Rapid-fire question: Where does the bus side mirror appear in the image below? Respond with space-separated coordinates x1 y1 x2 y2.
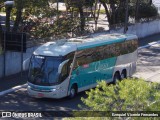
58 59 69 73
23 58 30 71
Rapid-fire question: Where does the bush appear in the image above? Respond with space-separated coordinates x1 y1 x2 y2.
130 3 158 19
81 79 160 111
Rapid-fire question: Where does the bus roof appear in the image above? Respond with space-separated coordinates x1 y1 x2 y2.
34 33 137 56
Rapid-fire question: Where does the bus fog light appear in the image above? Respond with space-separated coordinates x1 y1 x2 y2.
52 89 57 92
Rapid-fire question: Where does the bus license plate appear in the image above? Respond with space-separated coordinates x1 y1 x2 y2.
38 93 44 97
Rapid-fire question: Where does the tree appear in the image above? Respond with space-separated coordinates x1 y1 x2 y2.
65 0 85 33
130 2 158 20
12 0 51 32
99 0 111 28
65 0 95 33
99 0 158 28
99 0 128 28
81 79 160 113
90 0 101 31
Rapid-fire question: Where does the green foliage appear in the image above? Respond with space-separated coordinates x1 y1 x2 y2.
29 16 81 38
99 9 106 14
81 79 160 111
1 0 158 38
138 3 158 19
130 3 158 19
115 7 126 23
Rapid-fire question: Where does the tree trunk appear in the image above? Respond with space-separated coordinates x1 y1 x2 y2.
135 0 140 22
99 0 111 28
12 0 24 32
78 6 85 33
6 6 12 32
124 0 129 33
119 0 125 6
149 0 152 5
95 3 101 31
110 0 116 25
12 10 22 32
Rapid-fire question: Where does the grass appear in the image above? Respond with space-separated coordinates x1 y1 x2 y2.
99 9 106 14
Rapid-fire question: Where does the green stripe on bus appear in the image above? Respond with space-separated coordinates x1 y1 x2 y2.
70 57 117 88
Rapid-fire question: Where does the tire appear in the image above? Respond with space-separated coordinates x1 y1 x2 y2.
69 85 77 99
112 72 121 84
121 70 127 80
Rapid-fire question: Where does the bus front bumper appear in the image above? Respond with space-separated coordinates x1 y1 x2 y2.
27 86 67 99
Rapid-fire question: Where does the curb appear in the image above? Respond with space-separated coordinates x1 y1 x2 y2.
138 41 160 49
0 84 27 96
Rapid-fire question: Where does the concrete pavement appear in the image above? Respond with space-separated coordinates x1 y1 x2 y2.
133 41 160 83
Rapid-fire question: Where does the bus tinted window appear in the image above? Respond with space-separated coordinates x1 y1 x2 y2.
75 39 138 67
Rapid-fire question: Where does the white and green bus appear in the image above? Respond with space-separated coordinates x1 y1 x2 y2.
27 33 138 99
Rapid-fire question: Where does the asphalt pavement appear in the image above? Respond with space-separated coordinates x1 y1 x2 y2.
0 33 160 92
0 72 27 92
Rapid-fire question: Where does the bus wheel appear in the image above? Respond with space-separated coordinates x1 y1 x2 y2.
121 70 127 80
69 85 77 99
113 72 121 84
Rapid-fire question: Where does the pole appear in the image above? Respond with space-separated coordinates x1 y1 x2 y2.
6 6 12 32
21 33 24 78
3 31 6 78
124 0 129 34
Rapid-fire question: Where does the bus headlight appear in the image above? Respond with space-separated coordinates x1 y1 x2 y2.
52 88 57 92
52 87 61 92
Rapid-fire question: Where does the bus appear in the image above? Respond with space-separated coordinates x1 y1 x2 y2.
26 33 138 99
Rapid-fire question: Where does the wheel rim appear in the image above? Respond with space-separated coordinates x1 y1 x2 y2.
70 88 75 97
121 71 126 80
121 73 125 79
114 77 119 82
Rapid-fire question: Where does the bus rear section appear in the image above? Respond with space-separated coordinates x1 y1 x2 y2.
26 33 138 99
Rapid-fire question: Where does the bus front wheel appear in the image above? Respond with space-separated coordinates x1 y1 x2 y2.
69 85 77 99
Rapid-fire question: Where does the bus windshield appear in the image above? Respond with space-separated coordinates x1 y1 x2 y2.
28 55 64 86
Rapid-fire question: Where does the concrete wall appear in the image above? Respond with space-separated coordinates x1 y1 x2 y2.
109 19 160 38
0 19 160 78
0 46 38 77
